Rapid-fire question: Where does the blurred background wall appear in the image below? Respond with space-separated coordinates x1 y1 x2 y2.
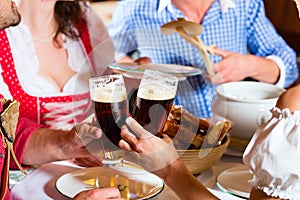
264 0 300 85
264 0 300 56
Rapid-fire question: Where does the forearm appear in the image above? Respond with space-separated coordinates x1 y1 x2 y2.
22 127 88 165
249 55 280 84
156 159 218 200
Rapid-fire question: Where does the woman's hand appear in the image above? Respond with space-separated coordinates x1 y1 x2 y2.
72 156 104 167
22 119 104 166
69 118 105 167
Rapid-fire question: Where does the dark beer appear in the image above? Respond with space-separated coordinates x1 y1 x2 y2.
94 99 128 151
89 74 128 160
132 85 175 137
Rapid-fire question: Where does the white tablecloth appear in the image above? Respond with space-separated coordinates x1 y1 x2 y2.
10 155 245 200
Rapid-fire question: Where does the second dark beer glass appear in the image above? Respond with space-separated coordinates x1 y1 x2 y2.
89 74 128 161
132 70 178 137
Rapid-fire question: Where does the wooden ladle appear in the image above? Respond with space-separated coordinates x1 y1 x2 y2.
161 18 215 75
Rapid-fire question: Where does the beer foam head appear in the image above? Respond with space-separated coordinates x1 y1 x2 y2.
93 86 126 103
90 75 127 103
137 83 175 100
138 70 178 100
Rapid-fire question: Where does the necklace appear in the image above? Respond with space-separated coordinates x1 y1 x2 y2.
32 30 56 43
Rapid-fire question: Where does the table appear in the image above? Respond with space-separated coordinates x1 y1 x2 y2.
10 153 246 200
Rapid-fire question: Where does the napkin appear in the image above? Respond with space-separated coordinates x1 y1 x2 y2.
243 108 300 199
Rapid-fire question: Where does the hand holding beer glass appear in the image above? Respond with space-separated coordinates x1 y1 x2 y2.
89 74 128 163
131 70 178 137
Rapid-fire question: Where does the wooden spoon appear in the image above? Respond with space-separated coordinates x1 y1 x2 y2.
176 18 216 55
161 18 204 36
161 18 215 75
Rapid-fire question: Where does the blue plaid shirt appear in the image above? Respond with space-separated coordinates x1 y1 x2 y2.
108 0 298 118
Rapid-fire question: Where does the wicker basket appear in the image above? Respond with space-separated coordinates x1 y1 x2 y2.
177 135 230 174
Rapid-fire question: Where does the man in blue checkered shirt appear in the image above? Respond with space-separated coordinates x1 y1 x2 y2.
108 0 298 118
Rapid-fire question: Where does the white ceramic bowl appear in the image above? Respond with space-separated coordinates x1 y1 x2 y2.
212 81 285 144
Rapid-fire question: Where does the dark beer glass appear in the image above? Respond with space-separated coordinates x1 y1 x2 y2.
132 70 178 137
89 74 128 161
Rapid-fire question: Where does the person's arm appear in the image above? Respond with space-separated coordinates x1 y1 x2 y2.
210 0 298 87
245 0 298 88
119 117 218 200
156 159 218 200
275 85 300 112
249 189 279 200
22 121 102 166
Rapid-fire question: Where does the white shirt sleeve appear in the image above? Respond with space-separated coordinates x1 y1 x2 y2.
0 65 13 99
243 108 300 199
266 55 286 88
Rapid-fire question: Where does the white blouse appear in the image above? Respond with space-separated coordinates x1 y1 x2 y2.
243 108 300 199
0 3 114 129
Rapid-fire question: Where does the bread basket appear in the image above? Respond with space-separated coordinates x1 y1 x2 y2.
177 135 230 174
163 106 231 174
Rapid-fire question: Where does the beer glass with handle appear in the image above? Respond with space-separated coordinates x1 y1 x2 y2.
131 70 178 137
89 74 128 165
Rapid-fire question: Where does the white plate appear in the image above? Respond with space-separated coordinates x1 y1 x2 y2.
109 62 202 80
216 166 253 199
209 188 246 200
56 165 164 199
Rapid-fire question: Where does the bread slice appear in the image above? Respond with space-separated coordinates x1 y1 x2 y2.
163 105 231 149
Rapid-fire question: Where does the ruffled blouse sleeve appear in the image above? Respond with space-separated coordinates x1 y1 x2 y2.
243 108 300 199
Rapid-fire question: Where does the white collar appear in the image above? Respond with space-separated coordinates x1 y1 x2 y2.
220 0 236 13
158 0 172 13
158 0 236 13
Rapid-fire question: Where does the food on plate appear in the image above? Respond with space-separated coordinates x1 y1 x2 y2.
163 105 231 149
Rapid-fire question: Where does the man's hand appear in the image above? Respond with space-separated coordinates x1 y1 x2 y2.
134 57 151 65
119 117 179 172
116 55 151 65
208 48 256 84
208 47 279 85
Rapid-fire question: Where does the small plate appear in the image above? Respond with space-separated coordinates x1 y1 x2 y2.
56 165 164 199
109 62 202 80
216 166 253 199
